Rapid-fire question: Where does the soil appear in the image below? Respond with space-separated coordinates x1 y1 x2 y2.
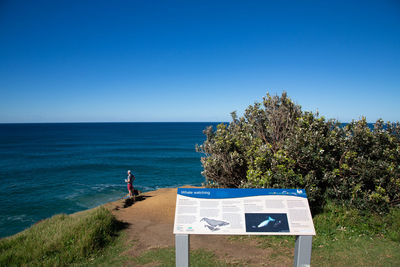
105 186 293 266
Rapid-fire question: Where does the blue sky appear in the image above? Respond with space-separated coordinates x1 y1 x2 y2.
0 0 399 123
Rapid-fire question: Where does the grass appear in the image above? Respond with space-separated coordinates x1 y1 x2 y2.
311 203 400 266
0 206 126 267
134 247 238 267
79 232 129 267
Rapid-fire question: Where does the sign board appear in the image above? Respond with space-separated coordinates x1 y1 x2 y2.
173 188 315 236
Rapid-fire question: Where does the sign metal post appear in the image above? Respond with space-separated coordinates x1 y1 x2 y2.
175 234 189 267
294 235 312 267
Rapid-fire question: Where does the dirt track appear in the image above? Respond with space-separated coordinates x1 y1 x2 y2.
106 186 292 266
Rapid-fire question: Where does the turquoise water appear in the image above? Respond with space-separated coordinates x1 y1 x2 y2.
0 122 217 238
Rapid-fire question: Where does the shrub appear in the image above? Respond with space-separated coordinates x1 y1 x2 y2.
325 118 400 212
197 92 400 213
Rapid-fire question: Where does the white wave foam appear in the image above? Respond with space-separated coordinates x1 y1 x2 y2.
3 214 33 223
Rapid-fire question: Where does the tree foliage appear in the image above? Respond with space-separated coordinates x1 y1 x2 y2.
196 92 400 212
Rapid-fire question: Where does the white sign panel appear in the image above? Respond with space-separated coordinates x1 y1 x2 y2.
173 188 316 235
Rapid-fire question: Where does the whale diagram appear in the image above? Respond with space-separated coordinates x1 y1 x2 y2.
252 216 282 229
201 217 229 232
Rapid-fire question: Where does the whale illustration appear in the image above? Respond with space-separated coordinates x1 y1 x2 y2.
257 216 275 228
201 217 229 231
200 218 229 227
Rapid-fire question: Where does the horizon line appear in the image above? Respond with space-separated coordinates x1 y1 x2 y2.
0 121 227 124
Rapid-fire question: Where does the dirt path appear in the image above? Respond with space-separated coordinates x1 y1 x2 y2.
105 187 292 266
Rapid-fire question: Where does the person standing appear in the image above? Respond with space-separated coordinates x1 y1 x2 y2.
125 170 136 201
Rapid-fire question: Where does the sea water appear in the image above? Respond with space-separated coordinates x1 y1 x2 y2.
0 122 217 238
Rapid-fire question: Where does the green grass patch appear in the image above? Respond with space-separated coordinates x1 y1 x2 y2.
312 234 400 267
313 202 400 244
79 232 129 267
134 247 239 267
311 203 400 266
0 206 126 267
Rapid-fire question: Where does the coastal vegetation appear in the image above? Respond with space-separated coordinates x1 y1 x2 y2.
0 207 125 267
197 92 400 213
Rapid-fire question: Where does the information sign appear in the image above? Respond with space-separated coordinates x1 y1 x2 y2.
173 188 315 236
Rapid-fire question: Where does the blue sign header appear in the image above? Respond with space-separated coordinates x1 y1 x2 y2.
177 188 307 199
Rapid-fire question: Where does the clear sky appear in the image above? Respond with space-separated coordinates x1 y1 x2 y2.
0 0 399 123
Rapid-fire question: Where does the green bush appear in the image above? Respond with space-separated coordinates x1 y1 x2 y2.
325 118 400 212
197 92 400 213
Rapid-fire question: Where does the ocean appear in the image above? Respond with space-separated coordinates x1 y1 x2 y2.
0 122 217 238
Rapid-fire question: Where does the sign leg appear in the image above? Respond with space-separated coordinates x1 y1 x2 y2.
293 235 312 267
175 234 190 267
